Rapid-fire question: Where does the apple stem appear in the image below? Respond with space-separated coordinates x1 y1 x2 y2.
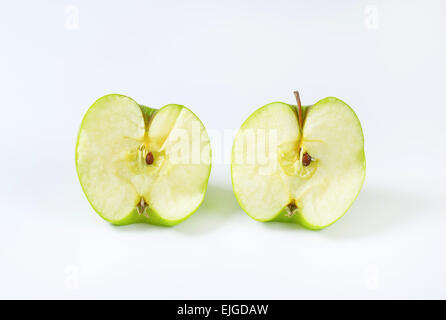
294 91 303 131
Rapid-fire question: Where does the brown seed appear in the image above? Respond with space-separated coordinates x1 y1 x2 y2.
146 152 154 165
302 152 311 166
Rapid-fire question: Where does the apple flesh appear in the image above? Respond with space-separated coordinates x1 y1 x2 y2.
231 94 365 229
76 94 211 226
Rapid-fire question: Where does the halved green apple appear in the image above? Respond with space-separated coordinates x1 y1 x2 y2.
231 92 365 229
76 94 211 226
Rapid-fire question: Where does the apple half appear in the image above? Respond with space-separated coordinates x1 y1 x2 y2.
231 92 365 229
76 94 211 226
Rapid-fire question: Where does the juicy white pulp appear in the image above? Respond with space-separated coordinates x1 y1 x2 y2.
231 98 365 228
76 95 211 224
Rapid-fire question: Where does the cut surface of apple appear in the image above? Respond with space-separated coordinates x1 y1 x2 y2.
231 94 365 229
76 94 211 226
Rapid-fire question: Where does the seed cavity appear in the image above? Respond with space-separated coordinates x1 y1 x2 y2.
146 152 154 165
302 152 312 166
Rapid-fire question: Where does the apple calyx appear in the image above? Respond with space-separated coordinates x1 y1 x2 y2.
136 198 149 217
293 91 313 167
285 200 299 217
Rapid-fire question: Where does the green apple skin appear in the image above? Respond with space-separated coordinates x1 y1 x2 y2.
75 94 212 226
231 98 366 230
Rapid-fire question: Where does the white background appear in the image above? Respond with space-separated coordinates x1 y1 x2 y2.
0 0 445 299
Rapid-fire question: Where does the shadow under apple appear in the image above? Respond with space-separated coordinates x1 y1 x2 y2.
176 184 241 235
321 185 428 239
258 185 428 239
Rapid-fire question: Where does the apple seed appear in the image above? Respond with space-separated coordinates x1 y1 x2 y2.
302 152 312 166
146 152 154 165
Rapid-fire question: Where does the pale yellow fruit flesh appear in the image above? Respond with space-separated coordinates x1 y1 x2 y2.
232 98 365 228
144 105 211 220
232 102 301 220
76 95 211 224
